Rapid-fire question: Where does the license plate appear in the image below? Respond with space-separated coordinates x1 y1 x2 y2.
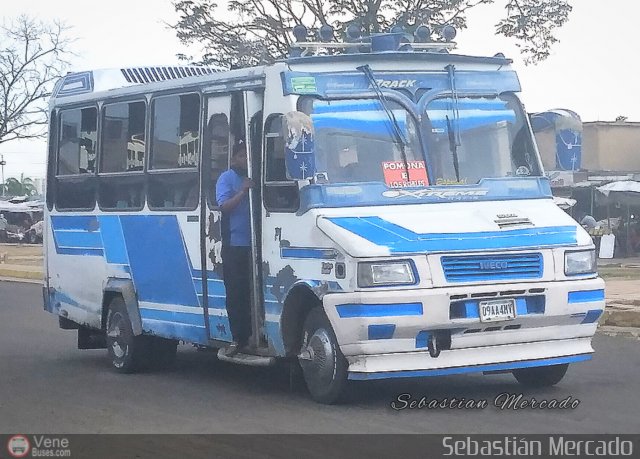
479 299 517 323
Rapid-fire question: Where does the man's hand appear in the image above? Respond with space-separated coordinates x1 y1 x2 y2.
241 178 254 193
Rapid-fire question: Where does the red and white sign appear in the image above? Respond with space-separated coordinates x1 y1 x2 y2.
382 161 429 188
7 435 30 458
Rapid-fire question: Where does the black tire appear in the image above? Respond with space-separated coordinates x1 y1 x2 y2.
106 296 149 373
298 307 348 404
512 363 569 387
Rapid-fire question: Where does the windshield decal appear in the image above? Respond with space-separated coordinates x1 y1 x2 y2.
382 161 428 188
435 178 469 185
371 79 417 89
290 76 317 93
382 188 489 199
284 111 315 180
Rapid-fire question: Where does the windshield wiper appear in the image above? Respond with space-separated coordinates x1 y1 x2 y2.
445 64 462 182
356 64 411 177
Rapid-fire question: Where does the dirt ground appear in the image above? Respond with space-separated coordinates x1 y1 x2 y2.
0 243 43 265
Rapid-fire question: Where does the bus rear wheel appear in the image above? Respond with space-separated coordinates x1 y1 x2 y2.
512 363 569 387
106 297 148 373
298 308 348 404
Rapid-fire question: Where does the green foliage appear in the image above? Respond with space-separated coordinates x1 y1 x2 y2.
172 0 571 68
496 0 572 64
1 174 37 197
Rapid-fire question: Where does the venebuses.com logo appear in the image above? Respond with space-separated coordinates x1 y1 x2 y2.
7 435 30 458
5 435 71 457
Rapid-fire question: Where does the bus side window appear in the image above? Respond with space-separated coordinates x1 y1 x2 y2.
55 107 98 211
97 100 146 211
207 113 230 207
148 93 200 210
263 114 299 212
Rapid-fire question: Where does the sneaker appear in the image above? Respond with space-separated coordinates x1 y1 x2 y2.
223 342 239 357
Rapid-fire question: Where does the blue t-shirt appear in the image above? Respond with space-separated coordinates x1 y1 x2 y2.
216 168 251 247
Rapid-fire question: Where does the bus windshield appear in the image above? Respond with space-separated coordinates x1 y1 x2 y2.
424 94 541 185
299 98 425 186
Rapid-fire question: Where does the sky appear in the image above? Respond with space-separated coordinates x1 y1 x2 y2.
1 0 638 181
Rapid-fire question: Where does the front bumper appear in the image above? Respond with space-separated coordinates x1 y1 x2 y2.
322 277 603 376
348 337 593 380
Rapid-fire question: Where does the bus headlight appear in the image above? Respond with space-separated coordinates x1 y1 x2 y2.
565 249 596 276
357 261 416 287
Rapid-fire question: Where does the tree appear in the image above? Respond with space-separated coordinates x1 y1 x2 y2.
171 0 571 68
1 174 37 197
0 15 74 146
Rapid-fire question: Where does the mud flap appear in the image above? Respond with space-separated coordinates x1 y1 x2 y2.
78 327 107 349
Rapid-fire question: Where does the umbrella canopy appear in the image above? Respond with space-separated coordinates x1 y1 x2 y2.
553 196 577 209
596 181 640 206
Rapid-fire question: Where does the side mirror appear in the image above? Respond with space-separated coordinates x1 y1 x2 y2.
284 111 315 180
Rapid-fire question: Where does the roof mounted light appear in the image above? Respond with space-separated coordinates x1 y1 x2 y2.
414 25 431 42
442 25 457 42
346 24 361 41
390 24 404 34
293 24 308 42
319 24 334 42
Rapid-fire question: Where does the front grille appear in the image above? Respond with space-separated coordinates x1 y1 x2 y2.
441 253 543 282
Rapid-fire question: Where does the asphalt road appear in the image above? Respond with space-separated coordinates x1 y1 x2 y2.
1 281 639 435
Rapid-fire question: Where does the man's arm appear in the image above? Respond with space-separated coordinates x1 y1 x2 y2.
216 172 252 213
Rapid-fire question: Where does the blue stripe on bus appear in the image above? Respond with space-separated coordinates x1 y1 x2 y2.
568 289 605 303
194 281 226 296
141 318 208 344
368 324 396 340
54 230 103 249
326 217 577 253
140 308 205 327
57 247 104 257
348 354 592 380
51 215 99 231
98 216 129 264
336 302 423 318
581 309 603 324
120 215 199 307
280 247 337 259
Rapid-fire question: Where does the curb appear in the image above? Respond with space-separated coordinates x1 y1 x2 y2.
601 308 640 328
0 269 42 281
598 325 640 340
0 276 43 285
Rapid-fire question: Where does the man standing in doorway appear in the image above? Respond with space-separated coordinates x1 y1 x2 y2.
216 140 253 356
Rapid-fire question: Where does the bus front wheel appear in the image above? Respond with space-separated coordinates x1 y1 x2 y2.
512 363 569 387
106 296 148 373
298 308 348 404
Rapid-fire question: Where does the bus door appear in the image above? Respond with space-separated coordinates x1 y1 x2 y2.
201 91 265 349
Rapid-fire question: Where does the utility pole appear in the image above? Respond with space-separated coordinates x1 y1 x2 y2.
0 155 5 196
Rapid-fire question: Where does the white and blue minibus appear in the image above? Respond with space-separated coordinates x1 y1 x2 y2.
43 29 604 403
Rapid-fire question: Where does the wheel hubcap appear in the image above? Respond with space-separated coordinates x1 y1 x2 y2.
108 313 127 359
300 328 335 384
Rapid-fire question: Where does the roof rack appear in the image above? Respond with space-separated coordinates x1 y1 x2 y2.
289 40 456 57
